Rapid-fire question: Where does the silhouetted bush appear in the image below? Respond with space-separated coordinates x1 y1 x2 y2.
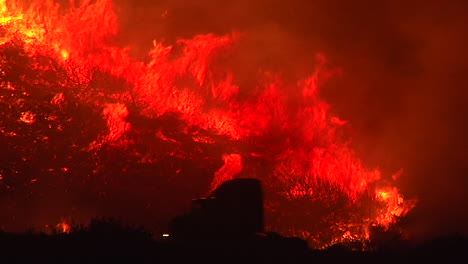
0 218 467 263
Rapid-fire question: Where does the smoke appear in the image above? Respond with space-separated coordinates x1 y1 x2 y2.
111 0 468 240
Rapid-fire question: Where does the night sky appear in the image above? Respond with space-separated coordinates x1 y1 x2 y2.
113 0 468 241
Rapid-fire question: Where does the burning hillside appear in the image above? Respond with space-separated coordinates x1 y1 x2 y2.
0 0 415 248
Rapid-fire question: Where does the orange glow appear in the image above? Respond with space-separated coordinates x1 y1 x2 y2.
56 220 71 234
0 0 416 247
19 111 35 124
60 49 69 60
375 187 416 228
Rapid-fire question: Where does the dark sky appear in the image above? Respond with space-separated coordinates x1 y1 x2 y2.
111 0 468 241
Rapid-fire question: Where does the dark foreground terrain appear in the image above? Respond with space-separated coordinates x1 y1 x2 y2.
0 218 467 264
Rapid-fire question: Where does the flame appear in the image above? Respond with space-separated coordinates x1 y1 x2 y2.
56 219 71 234
0 0 416 248
19 111 35 124
375 186 416 228
211 153 243 191
60 49 69 60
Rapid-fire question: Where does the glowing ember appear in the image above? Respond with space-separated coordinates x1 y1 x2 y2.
19 111 35 124
0 0 416 248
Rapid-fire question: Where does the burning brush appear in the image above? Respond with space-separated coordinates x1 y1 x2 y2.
0 0 415 248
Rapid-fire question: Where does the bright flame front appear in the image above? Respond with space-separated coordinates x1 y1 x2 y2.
0 0 416 248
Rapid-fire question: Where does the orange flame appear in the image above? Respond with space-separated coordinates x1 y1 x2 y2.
56 219 71 233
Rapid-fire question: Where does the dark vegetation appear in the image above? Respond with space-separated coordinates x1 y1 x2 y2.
1 177 467 263
0 217 466 263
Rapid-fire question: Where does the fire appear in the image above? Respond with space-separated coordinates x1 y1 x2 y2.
60 49 69 60
56 219 71 234
375 186 414 228
0 0 416 248
19 111 35 124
